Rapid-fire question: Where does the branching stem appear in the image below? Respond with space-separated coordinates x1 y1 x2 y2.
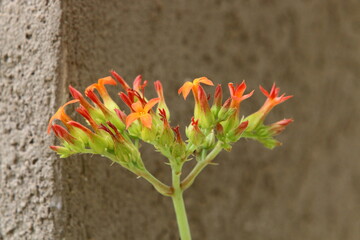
136 169 173 196
181 141 223 191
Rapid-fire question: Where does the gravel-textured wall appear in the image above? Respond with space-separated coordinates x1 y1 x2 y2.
0 1 63 239
1 0 360 239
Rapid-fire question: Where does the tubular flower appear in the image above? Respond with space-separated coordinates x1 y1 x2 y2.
245 83 293 131
86 76 117 100
47 99 79 133
219 82 253 132
269 118 294 136
126 98 160 129
258 83 293 117
195 86 214 128
178 77 214 100
228 81 254 112
85 76 119 110
154 80 170 119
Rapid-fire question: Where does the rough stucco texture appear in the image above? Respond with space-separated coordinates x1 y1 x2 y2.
1 0 360 239
0 1 62 239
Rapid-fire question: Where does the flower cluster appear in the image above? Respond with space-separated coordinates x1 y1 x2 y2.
47 70 293 239
48 71 292 175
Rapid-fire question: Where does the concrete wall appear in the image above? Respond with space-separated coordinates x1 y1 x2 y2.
1 0 360 239
0 1 63 239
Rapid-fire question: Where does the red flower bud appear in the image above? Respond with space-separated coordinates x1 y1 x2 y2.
197 86 210 113
51 124 76 143
69 85 95 112
86 90 111 115
172 126 183 143
119 92 134 110
67 121 93 136
111 70 130 91
76 106 98 130
49 146 73 157
269 119 293 135
213 84 223 107
114 109 127 123
99 124 117 141
215 123 224 135
234 121 249 136
107 121 125 141
154 81 164 100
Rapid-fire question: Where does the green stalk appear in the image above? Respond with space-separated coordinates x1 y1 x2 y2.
181 141 223 191
172 168 192 240
136 169 173 197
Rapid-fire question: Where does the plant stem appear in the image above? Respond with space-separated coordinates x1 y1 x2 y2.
136 169 173 196
172 169 192 240
181 141 223 191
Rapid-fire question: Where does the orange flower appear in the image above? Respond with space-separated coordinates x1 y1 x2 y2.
228 81 254 110
47 99 79 133
258 83 293 116
126 98 160 129
85 76 117 103
178 77 213 100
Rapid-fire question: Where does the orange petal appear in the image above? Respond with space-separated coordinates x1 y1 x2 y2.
178 81 193 99
240 90 254 101
98 76 117 86
85 83 98 95
126 112 140 128
131 101 143 112
144 98 160 112
140 113 152 128
228 83 235 97
85 77 116 100
235 81 246 97
195 77 214 86
47 99 79 133
259 85 270 97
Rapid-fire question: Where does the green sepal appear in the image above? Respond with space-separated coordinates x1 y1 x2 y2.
242 124 281 150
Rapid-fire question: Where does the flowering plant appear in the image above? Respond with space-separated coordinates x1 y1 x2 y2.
48 70 292 240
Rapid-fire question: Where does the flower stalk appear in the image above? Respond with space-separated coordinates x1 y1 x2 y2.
172 181 191 240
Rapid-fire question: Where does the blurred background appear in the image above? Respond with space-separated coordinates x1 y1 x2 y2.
1 0 359 239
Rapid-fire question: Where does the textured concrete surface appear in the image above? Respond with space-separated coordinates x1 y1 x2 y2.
1 0 360 239
0 1 62 239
